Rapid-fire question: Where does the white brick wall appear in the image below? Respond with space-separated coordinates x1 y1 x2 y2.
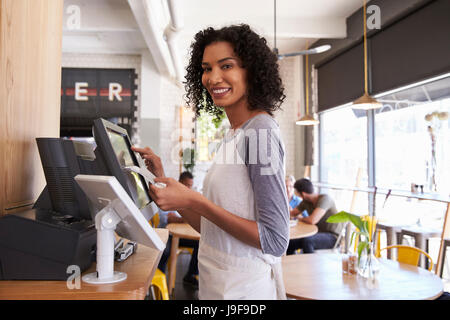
158 78 189 180
62 53 141 69
275 56 303 178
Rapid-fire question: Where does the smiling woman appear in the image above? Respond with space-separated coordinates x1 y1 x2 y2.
134 24 289 300
201 42 248 110
184 24 285 122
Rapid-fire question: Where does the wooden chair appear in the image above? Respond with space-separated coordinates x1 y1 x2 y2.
149 213 170 300
377 245 434 272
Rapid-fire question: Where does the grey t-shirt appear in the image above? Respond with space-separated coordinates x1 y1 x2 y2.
235 113 290 257
297 194 343 236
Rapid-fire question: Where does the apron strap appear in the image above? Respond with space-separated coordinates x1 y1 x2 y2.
271 262 287 300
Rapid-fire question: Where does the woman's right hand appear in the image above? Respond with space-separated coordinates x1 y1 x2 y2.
131 146 166 178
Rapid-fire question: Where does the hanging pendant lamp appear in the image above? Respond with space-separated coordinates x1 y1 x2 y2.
296 50 319 126
352 0 382 110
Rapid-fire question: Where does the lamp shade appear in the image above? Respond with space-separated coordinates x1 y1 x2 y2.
295 114 320 126
352 92 382 110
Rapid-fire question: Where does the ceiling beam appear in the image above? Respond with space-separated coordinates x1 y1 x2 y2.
127 0 175 78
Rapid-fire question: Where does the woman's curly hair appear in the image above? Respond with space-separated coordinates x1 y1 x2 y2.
184 24 285 120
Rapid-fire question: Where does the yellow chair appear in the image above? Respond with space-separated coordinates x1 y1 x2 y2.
150 213 160 229
377 245 434 271
151 268 170 300
148 213 170 300
353 215 378 253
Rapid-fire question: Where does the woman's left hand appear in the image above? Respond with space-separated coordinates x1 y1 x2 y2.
148 177 197 211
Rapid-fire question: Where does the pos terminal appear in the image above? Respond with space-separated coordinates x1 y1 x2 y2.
0 118 161 280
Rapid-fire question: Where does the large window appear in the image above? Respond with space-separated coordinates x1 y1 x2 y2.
375 77 450 194
319 106 368 186
319 107 369 214
318 75 450 266
319 75 449 195
195 109 229 162
193 110 229 192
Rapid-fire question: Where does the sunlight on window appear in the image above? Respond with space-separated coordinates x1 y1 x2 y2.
375 84 449 194
195 110 229 162
320 107 368 186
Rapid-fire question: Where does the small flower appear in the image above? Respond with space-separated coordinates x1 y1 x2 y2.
438 112 449 121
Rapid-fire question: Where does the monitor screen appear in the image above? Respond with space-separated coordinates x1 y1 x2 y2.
105 128 150 210
92 118 153 221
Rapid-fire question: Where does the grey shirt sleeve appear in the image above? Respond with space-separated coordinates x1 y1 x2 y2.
316 195 333 211
238 115 290 257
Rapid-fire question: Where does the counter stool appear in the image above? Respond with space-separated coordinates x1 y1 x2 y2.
376 222 405 260
399 226 441 269
439 238 450 278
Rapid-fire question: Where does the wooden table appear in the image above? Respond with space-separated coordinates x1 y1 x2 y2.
289 220 318 239
282 253 443 300
0 229 168 300
314 181 450 276
166 223 200 298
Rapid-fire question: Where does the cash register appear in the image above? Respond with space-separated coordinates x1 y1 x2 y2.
0 119 157 280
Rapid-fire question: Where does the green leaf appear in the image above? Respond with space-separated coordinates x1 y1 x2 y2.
350 231 356 248
327 211 365 232
326 211 351 223
362 220 369 234
357 241 369 263
348 214 365 232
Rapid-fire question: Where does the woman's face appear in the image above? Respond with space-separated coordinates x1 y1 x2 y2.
201 41 248 109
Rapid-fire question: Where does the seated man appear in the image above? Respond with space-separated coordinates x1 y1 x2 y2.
287 178 343 254
285 175 301 210
156 171 199 288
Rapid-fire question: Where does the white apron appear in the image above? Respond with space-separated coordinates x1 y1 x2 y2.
198 128 287 300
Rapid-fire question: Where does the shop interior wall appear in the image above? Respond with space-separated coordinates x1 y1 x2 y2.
0 0 63 216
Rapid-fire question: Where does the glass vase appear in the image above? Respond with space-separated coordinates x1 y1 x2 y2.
357 242 380 279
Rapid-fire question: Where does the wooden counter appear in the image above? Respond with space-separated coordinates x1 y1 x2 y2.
0 229 168 300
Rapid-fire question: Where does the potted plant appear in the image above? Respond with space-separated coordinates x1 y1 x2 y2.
327 211 379 278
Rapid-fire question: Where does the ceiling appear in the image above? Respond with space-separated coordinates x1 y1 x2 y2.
178 0 363 54
62 0 364 77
